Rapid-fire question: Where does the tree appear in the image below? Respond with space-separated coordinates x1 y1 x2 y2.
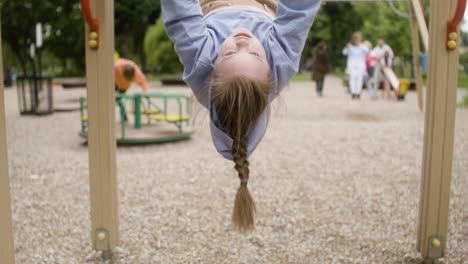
354 2 412 58
301 3 363 71
1 0 85 76
144 16 182 74
302 2 419 72
44 3 85 76
115 0 161 71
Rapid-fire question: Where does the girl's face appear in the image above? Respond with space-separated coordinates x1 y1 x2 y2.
215 29 269 82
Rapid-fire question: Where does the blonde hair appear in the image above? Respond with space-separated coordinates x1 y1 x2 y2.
363 40 372 50
351 32 363 45
211 73 273 232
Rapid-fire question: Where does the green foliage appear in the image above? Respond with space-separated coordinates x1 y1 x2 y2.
303 2 421 71
1 1 85 76
115 0 161 70
458 71 468 88
302 3 363 70
1 0 161 76
144 16 183 74
459 50 468 74
354 2 412 58
44 3 85 76
459 96 468 108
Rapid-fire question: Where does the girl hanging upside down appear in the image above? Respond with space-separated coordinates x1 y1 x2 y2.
162 0 321 232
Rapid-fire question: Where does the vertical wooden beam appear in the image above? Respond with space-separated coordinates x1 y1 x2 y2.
417 0 459 260
410 0 429 51
0 7 16 263
409 4 424 111
84 0 119 255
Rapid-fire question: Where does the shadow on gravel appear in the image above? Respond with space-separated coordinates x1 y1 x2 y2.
346 112 381 122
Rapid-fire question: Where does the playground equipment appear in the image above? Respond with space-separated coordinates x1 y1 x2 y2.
381 66 410 100
397 79 411 100
0 0 466 263
16 75 54 115
382 67 400 90
79 93 192 144
336 0 427 107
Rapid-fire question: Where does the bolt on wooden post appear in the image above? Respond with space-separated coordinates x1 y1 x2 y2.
83 0 120 255
417 0 461 261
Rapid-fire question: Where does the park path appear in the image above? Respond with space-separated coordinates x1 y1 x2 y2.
2 75 467 263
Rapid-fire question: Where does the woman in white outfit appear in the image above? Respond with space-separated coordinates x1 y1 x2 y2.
342 32 369 99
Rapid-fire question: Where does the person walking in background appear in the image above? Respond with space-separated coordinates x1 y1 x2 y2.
343 32 369 100
311 41 329 97
371 39 394 96
4 66 13 87
364 41 379 99
114 58 148 94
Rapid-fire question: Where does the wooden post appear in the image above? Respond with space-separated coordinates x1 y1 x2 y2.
0 7 16 263
83 0 120 255
410 0 429 51
417 0 460 261
409 4 424 111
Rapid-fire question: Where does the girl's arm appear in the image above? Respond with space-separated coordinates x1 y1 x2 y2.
161 0 210 74
272 0 322 71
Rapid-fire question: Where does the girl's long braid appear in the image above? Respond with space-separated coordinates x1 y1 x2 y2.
211 74 272 233
231 135 256 232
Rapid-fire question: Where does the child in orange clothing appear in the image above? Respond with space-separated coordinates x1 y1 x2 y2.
114 58 148 93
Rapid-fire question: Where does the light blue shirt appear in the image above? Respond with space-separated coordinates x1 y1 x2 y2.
162 0 321 160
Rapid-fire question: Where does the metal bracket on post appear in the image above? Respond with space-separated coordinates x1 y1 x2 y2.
95 228 109 251
427 235 443 259
95 228 112 259
81 0 100 49
446 0 467 50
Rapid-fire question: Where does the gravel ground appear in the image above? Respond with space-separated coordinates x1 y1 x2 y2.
3 75 467 264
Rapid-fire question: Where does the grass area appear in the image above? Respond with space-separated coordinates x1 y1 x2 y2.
146 74 161 82
291 73 311 82
458 71 468 89
459 96 468 108
291 71 347 82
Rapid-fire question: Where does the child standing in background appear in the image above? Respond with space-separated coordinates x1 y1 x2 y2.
343 32 369 100
162 0 321 232
364 41 379 99
380 51 393 99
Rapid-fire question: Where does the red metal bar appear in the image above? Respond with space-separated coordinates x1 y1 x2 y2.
80 0 99 33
